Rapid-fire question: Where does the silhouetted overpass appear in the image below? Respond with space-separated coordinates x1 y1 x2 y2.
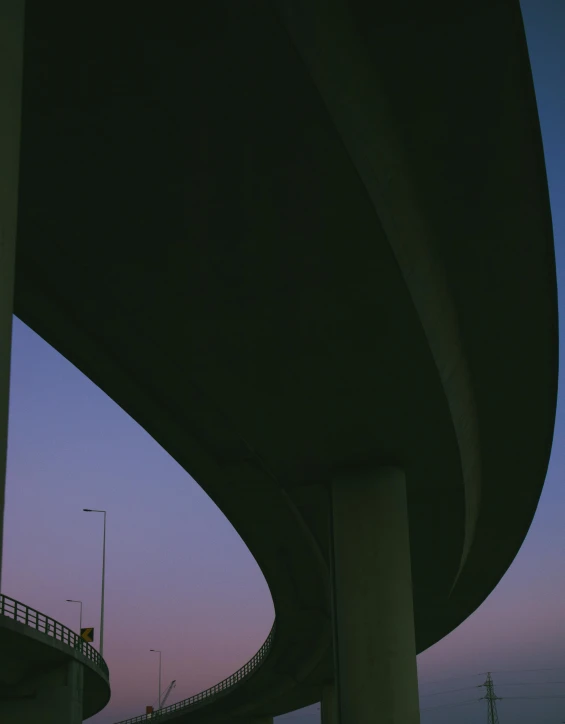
0 0 558 722
0 594 110 722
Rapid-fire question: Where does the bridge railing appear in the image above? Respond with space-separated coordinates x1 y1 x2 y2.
0 592 109 679
115 620 276 724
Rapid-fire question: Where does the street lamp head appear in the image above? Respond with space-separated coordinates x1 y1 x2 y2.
83 508 92 512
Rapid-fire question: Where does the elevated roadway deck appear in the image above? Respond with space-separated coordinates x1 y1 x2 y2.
0 0 558 722
0 594 110 722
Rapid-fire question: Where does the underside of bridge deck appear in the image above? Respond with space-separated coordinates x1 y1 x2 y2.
0 1 557 723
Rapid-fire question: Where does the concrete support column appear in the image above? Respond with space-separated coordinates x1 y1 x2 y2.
0 0 25 588
321 683 337 724
329 467 420 724
0 658 84 723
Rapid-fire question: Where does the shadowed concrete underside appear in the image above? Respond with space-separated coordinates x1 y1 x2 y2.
0 616 110 722
2 0 557 721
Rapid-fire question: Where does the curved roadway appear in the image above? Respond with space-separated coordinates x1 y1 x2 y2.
0 594 110 719
14 1 557 722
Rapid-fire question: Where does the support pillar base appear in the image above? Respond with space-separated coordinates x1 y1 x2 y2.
321 683 337 724
0 658 84 724
330 466 420 723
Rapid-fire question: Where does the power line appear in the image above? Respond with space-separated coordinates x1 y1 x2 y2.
486 667 565 675
504 694 565 700
496 681 565 687
419 672 484 687
418 666 565 690
420 685 481 698
421 698 479 712
417 666 565 719
420 677 565 694
480 672 501 724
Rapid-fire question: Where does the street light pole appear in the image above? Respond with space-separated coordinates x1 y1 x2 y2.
83 508 107 658
65 599 83 632
150 649 162 709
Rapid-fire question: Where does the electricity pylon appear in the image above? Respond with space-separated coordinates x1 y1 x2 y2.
480 672 501 724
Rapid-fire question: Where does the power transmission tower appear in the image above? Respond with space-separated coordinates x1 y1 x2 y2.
480 672 502 724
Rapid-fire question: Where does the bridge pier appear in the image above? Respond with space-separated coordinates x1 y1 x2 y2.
0 658 84 723
321 683 337 724
0 0 24 588
330 467 420 723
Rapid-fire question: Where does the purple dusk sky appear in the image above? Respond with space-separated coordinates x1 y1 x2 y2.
2 2 565 723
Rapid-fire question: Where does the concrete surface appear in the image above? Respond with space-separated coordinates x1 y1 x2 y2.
4 0 558 722
0 613 111 720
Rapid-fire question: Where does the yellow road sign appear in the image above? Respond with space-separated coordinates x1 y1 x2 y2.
80 627 94 642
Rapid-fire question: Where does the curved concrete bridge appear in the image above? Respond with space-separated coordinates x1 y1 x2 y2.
0 594 110 722
115 625 276 724
0 0 558 723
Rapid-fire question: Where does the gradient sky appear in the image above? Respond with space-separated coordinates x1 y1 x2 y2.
2 2 565 723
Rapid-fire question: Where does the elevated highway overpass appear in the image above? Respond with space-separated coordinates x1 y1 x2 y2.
0 594 110 722
0 0 558 722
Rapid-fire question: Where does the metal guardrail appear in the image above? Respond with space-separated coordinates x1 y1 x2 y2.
0 592 109 679
115 620 276 724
